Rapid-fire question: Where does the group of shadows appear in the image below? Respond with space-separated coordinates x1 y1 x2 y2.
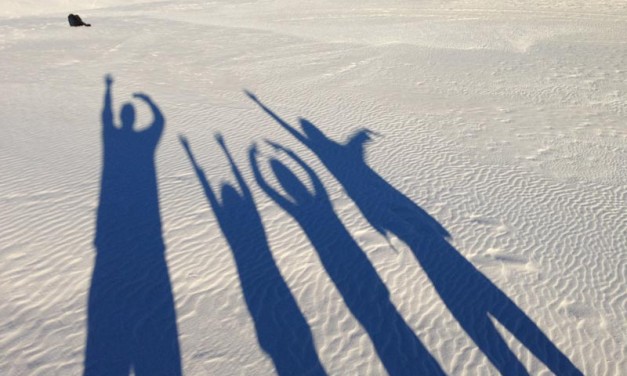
84 76 582 376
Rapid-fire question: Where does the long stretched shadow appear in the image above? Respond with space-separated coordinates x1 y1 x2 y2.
84 75 182 376
247 92 583 376
250 142 445 376
180 134 326 376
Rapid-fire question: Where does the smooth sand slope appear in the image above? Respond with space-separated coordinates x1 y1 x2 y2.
1 1 625 375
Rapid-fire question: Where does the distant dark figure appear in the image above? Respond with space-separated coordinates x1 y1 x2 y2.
181 134 326 376
84 75 181 376
68 13 91 27
248 92 583 376
250 142 445 376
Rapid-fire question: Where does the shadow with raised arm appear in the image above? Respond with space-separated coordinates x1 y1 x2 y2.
250 142 445 376
84 75 182 376
180 134 326 376
247 92 583 376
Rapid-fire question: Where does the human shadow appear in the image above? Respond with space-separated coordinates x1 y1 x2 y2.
250 142 445 376
180 134 326 376
247 92 583 376
84 75 182 376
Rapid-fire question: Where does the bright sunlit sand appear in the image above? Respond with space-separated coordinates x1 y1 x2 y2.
1 1 625 375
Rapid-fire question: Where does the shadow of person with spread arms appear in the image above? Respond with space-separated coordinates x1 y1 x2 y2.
180 134 326 376
247 92 583 376
250 142 445 376
84 75 182 376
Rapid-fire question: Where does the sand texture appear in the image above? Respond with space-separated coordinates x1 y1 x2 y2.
1 1 625 375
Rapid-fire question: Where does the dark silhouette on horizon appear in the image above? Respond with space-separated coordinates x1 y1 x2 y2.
247 91 583 376
250 142 445 376
180 134 326 376
84 75 181 376
68 14 91 27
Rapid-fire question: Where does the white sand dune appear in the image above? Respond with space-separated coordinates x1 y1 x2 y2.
1 1 625 375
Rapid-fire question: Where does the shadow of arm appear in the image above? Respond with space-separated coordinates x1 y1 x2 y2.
245 90 309 145
135 93 164 140
102 75 115 130
267 141 326 200
216 134 252 200
180 136 222 213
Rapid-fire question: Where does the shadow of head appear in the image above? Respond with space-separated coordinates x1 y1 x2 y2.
299 118 374 158
270 159 311 203
121 103 136 130
221 184 244 206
